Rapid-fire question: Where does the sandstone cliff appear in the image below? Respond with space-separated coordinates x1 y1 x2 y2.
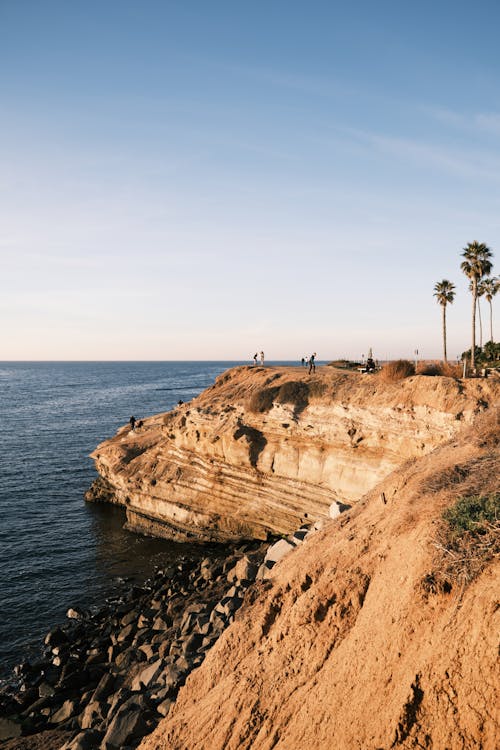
138 406 499 750
88 365 497 543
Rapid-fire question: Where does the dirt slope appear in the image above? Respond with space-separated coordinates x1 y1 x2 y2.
139 407 499 750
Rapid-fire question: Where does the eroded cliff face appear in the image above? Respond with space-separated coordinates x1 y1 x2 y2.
88 365 498 542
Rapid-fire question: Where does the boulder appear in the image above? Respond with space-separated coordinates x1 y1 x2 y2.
182 633 203 655
38 681 56 698
60 729 103 750
79 699 106 729
131 659 162 691
157 698 172 717
44 627 68 648
52 698 77 723
264 539 295 566
107 688 131 719
0 717 22 741
101 698 148 749
152 615 170 631
120 610 137 627
138 643 155 661
232 555 258 583
92 672 116 702
67 607 84 620
116 624 134 643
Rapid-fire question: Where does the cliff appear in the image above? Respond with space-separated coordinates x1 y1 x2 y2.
138 406 499 750
88 365 498 543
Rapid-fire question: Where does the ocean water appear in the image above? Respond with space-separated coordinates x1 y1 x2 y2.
0 361 244 679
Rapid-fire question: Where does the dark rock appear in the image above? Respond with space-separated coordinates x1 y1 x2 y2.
58 667 91 692
116 623 135 643
20 694 54 716
67 607 84 620
92 672 116 702
138 643 155 660
0 717 22 741
101 698 148 749
52 698 77 723
131 660 162 691
79 699 107 729
60 728 104 750
152 615 171 631
107 688 132 719
157 698 172 717
182 633 203 655
38 681 56 698
45 627 69 649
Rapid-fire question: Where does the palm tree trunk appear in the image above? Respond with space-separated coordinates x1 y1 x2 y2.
489 299 493 343
471 282 477 370
442 304 447 362
477 297 483 348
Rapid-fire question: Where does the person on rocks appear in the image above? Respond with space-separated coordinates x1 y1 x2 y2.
308 353 316 374
301 357 305 367
260 351 265 366
129 416 136 431
253 353 258 366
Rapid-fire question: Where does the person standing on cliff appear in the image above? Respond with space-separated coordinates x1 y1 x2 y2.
260 351 265 365
253 353 258 366
308 353 316 374
129 416 136 431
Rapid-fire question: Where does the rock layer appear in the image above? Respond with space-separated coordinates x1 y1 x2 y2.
87 365 498 542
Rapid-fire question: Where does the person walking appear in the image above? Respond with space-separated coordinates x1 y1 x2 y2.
308 353 316 374
260 351 265 366
129 416 136 431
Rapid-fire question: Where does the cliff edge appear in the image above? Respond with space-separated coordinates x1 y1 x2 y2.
88 365 498 543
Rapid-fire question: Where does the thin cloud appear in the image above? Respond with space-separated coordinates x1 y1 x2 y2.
426 105 500 136
347 127 500 182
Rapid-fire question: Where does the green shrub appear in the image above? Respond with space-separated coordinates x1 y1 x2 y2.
429 492 500 590
443 493 499 542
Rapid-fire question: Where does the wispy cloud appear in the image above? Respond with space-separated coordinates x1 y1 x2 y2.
426 105 500 136
345 126 500 182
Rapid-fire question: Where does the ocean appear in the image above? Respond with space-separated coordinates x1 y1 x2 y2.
0 361 246 680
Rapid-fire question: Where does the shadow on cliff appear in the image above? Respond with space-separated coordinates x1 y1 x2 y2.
233 422 268 467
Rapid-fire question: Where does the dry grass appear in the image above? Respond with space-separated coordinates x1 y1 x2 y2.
422 453 499 496
378 359 415 382
247 380 327 415
247 386 280 413
416 361 462 378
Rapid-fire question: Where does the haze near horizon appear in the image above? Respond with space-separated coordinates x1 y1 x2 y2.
1 0 499 361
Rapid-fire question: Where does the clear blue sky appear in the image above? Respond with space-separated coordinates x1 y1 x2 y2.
1 0 499 360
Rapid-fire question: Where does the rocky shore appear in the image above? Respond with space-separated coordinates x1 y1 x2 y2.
0 524 319 749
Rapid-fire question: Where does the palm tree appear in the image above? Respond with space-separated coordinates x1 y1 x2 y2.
433 280 455 362
472 279 485 348
481 276 500 343
460 241 494 370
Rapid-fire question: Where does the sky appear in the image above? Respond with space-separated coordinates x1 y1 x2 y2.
1 0 499 361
